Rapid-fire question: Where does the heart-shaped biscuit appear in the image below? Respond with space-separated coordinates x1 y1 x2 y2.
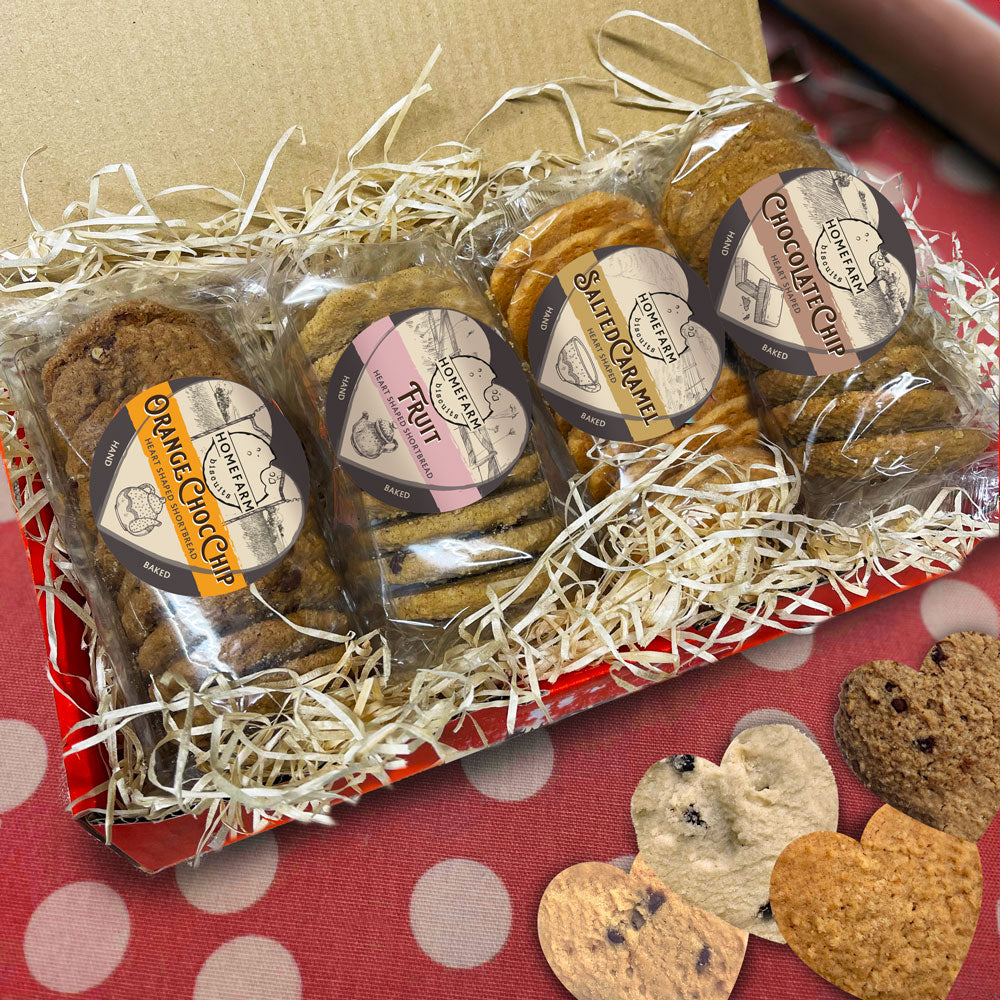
538 856 747 1000
835 630 1000 841
770 805 982 1000
631 724 838 942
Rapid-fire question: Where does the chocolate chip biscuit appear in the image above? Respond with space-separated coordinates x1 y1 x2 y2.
40 299 347 700
538 858 747 1000
772 388 955 445
793 428 991 479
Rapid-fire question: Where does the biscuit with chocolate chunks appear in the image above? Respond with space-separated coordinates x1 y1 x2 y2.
835 631 1000 841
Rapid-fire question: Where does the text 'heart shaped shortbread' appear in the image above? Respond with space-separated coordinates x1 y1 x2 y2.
835 630 1000 841
631 724 838 942
770 804 982 1000
538 856 747 1000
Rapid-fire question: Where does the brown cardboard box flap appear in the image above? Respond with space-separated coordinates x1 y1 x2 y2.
1 1 768 249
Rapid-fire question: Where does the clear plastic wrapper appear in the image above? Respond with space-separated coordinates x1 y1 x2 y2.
0 268 350 727
654 100 998 522
478 153 776 502
267 238 575 669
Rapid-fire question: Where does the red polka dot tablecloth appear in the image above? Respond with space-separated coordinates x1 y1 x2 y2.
1 8 999 999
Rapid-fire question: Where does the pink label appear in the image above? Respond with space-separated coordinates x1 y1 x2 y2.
326 307 532 516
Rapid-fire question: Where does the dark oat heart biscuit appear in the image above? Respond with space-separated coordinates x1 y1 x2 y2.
771 388 955 445
770 805 981 1000
835 631 1000 841
538 856 747 1000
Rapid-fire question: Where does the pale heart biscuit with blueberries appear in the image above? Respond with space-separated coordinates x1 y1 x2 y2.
835 630 1000 841
631 724 839 943
538 856 747 1000
770 805 981 1000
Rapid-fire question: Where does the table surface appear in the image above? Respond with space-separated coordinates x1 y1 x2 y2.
1 6 999 998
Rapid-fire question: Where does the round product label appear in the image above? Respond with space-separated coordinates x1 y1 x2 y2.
326 308 532 514
89 378 309 597
708 167 916 374
527 245 724 442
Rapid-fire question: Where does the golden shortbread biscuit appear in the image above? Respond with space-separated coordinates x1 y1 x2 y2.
770 805 981 1000
490 191 653 313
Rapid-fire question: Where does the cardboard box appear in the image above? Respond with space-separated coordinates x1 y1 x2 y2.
0 0 977 871
0 0 768 247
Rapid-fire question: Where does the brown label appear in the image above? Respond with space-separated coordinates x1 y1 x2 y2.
709 168 916 375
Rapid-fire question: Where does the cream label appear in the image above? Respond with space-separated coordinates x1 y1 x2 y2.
528 245 723 441
709 168 916 374
90 378 309 596
326 308 532 514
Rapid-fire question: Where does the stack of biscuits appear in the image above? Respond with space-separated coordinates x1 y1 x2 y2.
295 265 564 625
488 191 674 361
40 300 349 702
659 102 991 497
660 102 835 281
757 313 988 482
489 191 775 501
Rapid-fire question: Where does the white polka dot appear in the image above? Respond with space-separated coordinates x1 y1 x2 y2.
462 729 553 802
176 832 278 913
24 882 130 993
609 854 636 872
410 859 512 968
920 579 999 639
732 710 819 745
0 483 14 522
933 144 999 194
194 936 301 1000
742 631 814 672
0 719 47 812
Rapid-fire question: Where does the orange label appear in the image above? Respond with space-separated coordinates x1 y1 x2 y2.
125 383 246 596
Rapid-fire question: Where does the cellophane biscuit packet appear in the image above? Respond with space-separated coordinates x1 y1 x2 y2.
267 237 577 670
651 100 998 523
474 152 782 504
0 267 353 761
